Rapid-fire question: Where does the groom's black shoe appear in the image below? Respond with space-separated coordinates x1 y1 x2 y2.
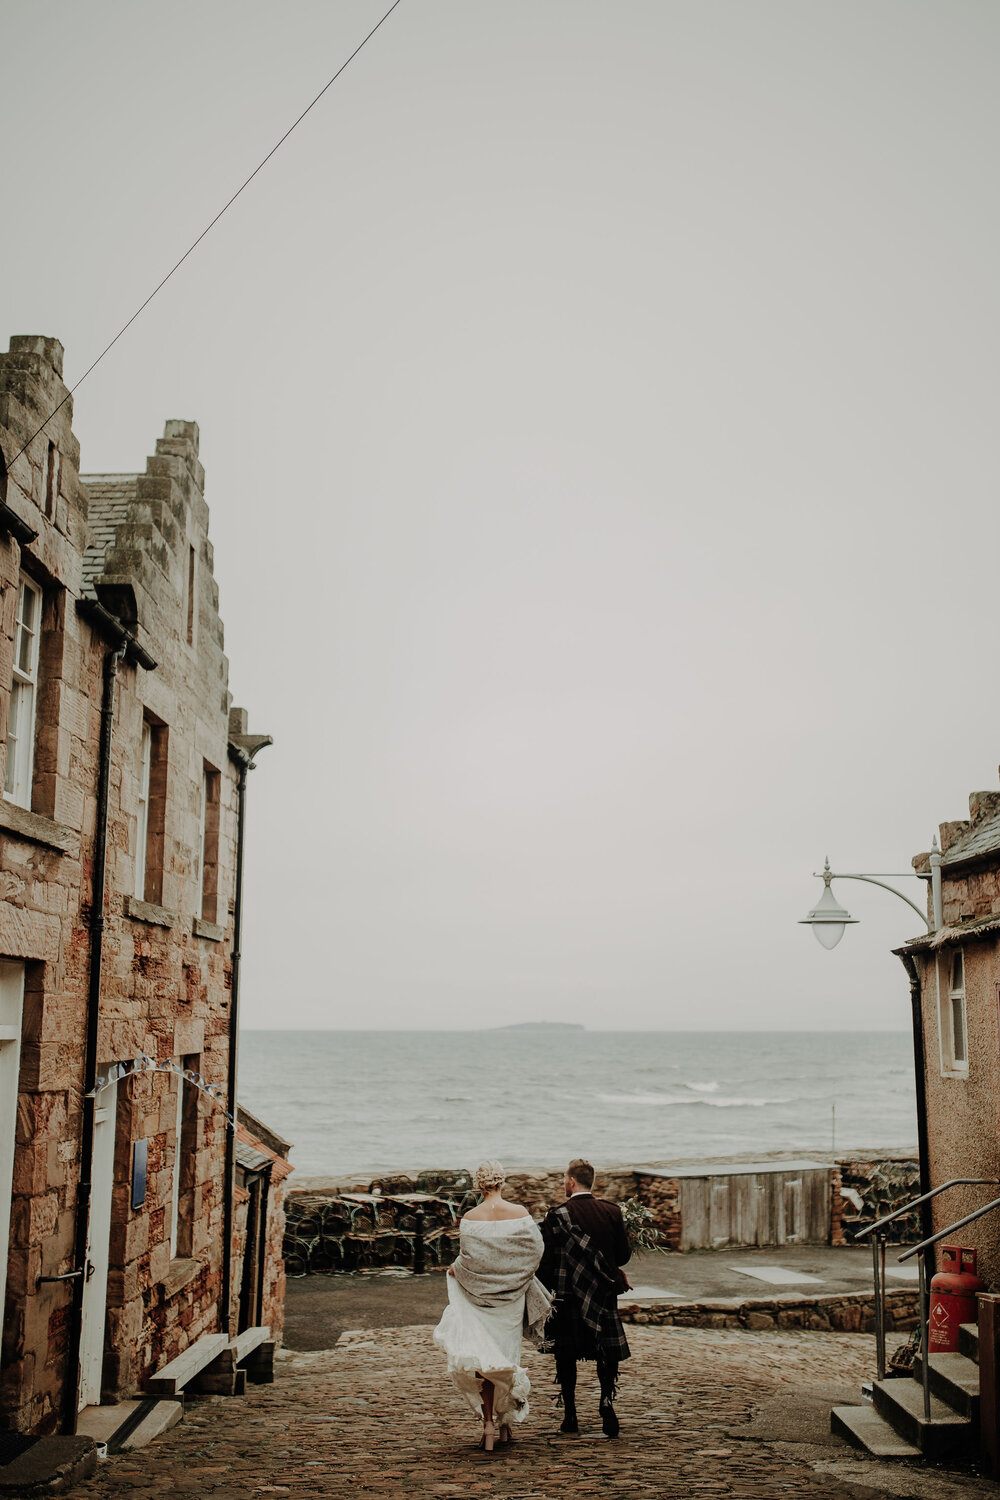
559 1401 579 1435
600 1398 620 1438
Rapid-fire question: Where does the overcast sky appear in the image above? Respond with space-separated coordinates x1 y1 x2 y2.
4 2 998 1030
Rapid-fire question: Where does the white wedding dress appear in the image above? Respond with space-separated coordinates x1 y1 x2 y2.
433 1217 545 1426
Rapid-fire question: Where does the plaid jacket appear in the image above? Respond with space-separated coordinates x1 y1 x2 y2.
540 1204 631 1362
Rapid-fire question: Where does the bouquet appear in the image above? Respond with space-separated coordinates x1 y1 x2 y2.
618 1196 668 1255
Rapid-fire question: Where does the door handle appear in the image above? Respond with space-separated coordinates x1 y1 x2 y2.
85 1260 96 1283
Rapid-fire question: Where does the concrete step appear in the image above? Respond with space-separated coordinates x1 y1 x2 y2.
78 1396 184 1454
0 1435 97 1495
872 1375 973 1457
831 1404 921 1458
112 1398 183 1453
913 1350 980 1422
958 1321 979 1364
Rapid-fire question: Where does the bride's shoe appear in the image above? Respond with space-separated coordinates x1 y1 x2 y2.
499 1423 513 1446
482 1418 496 1453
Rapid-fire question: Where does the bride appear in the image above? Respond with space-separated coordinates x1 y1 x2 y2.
433 1160 551 1451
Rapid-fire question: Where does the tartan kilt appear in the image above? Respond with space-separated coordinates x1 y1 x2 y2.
545 1294 631 1363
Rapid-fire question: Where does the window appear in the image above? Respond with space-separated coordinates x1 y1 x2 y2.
134 722 152 899
169 1072 184 1259
948 950 967 1068
134 716 168 906
169 1061 198 1261
186 545 196 647
4 574 42 807
198 765 221 922
44 442 60 520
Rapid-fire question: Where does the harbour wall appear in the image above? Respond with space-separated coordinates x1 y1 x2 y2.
282 1150 920 1275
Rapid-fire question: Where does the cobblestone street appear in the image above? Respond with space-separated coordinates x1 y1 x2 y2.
72 1324 989 1499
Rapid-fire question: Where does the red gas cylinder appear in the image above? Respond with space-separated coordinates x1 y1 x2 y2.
928 1245 986 1352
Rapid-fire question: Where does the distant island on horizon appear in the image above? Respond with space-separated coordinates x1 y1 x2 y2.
493 1021 586 1031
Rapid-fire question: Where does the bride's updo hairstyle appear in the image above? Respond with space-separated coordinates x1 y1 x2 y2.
474 1159 505 1195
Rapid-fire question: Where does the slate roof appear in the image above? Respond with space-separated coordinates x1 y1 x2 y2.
898 911 1000 953
80 473 137 593
236 1138 272 1173
941 812 1000 868
236 1120 293 1182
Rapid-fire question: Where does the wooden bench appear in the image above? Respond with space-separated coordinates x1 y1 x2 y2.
146 1333 229 1395
147 1327 274 1398
190 1326 273 1396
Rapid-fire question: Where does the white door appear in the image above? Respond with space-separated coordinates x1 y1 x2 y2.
77 1079 117 1409
0 960 25 1330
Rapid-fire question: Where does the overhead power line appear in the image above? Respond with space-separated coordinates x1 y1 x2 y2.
7 0 405 469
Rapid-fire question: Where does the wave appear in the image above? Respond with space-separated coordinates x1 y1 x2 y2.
598 1092 792 1109
598 1092 679 1106
685 1080 719 1093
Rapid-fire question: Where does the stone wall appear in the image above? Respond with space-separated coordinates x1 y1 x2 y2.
619 1288 919 1333
0 336 280 1435
260 1170 288 1341
1 337 107 1433
503 1167 636 1218
233 1123 291 1342
285 1154 919 1277
633 1173 682 1250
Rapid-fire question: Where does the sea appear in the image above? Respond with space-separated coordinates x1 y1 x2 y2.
237 1029 917 1179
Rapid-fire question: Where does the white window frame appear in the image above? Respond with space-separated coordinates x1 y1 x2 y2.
938 948 969 1077
169 1072 184 1259
135 721 152 899
4 574 42 808
0 962 25 1332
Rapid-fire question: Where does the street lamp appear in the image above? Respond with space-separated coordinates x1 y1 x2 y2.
799 856 933 947
799 843 944 1240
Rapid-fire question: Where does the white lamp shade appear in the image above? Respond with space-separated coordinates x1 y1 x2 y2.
799 880 857 949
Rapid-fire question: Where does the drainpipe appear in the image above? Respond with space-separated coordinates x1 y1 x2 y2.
63 640 125 1432
895 949 934 1243
220 731 272 1337
64 604 156 1433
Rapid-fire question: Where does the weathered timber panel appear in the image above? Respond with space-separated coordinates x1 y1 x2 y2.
679 1168 831 1250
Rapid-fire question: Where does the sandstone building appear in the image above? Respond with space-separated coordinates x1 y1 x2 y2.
0 334 287 1436
905 793 1000 1281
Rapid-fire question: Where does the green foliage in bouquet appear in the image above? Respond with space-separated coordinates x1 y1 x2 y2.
619 1196 668 1255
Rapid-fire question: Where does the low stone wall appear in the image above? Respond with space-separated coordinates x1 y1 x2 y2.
619 1288 919 1334
503 1168 636 1218
284 1152 920 1269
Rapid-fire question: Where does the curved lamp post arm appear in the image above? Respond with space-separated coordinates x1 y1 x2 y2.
800 857 934 948
819 871 932 933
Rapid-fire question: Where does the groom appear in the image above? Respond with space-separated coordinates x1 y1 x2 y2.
537 1159 632 1438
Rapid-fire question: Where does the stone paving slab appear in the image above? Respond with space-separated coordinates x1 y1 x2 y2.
72 1324 991 1500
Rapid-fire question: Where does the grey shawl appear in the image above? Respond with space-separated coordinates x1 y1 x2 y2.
452 1217 552 1345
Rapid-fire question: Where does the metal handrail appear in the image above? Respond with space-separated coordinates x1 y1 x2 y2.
896 1188 1000 1425
850 1178 1000 1242
852 1179 1000 1390
898 1192 1000 1263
